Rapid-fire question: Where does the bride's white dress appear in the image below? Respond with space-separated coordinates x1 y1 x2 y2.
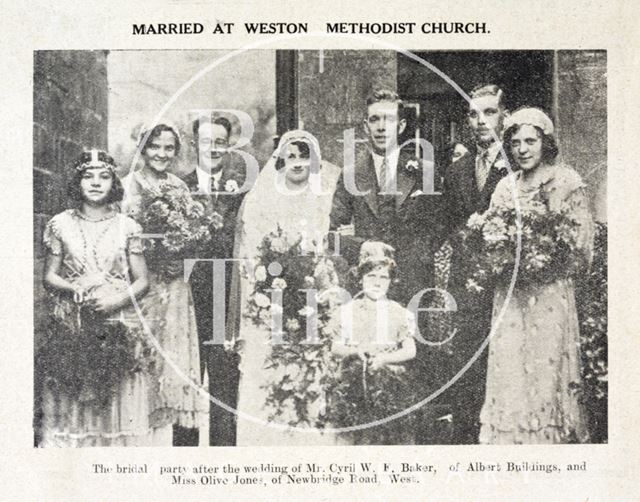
231 135 340 446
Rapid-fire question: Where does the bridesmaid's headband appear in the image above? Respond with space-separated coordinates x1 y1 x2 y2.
74 149 116 172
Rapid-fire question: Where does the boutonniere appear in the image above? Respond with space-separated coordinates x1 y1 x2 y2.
493 158 509 174
404 158 421 173
224 179 240 193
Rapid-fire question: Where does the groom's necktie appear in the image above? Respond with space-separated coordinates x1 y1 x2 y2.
379 159 396 194
378 159 396 219
476 149 491 192
211 173 221 202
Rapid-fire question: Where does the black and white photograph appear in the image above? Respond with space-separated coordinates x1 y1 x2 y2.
32 48 608 449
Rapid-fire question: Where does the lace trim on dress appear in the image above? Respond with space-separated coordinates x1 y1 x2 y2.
43 214 64 255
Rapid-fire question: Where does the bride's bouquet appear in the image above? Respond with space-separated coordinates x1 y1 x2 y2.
244 227 349 427
459 187 584 293
138 184 223 278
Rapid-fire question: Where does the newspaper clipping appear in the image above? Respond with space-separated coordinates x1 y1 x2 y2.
1 0 638 500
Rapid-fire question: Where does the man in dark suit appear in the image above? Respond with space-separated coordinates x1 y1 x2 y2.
330 89 444 442
330 89 442 304
184 116 247 446
443 84 510 229
442 84 511 444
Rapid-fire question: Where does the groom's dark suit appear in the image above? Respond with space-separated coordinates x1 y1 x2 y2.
441 145 510 444
184 154 246 446
330 149 445 443
330 149 444 305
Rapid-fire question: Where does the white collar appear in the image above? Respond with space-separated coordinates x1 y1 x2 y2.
196 165 224 193
476 141 502 165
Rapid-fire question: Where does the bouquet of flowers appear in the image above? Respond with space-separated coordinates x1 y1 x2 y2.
37 283 156 407
244 227 349 427
138 184 223 278
458 187 584 293
325 357 416 444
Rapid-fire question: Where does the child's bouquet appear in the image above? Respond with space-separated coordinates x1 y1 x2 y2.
138 185 223 279
325 354 416 443
459 187 584 293
244 227 348 427
38 279 156 407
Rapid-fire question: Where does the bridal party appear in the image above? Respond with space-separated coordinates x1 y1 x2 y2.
33 50 608 447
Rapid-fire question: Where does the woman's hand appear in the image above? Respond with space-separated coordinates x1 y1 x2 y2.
369 353 388 371
86 290 123 314
75 273 107 293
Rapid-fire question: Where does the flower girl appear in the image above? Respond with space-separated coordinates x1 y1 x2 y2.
328 241 417 445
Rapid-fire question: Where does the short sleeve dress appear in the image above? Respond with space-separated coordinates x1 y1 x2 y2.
327 297 417 445
37 209 152 447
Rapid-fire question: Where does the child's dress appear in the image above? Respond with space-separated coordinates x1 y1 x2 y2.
37 209 153 447
326 296 417 445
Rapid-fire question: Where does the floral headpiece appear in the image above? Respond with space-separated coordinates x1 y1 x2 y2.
504 107 555 136
358 241 396 269
74 149 117 173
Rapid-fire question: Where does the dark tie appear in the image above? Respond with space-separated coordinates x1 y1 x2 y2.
378 159 396 221
476 150 491 192
211 175 221 202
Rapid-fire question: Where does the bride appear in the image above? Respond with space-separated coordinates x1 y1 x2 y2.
230 130 340 446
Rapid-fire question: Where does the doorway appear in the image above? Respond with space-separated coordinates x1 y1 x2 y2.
398 50 554 168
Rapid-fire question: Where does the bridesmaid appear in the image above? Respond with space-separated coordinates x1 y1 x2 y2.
479 108 594 444
38 149 152 447
122 122 208 446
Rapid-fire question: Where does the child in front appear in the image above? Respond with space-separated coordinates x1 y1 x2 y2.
328 241 417 445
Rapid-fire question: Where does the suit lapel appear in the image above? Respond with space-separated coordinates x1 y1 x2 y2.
356 154 379 217
480 152 507 207
459 153 478 210
184 169 199 192
212 158 235 211
395 153 417 209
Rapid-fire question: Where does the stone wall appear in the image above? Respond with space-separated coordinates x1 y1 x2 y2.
33 50 109 336
555 50 607 222
296 50 396 167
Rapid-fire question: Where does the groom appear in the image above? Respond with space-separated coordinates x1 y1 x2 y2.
185 115 246 446
330 89 445 442
442 84 511 444
330 89 443 305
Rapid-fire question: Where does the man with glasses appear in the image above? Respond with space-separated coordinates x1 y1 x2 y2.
186 115 247 446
